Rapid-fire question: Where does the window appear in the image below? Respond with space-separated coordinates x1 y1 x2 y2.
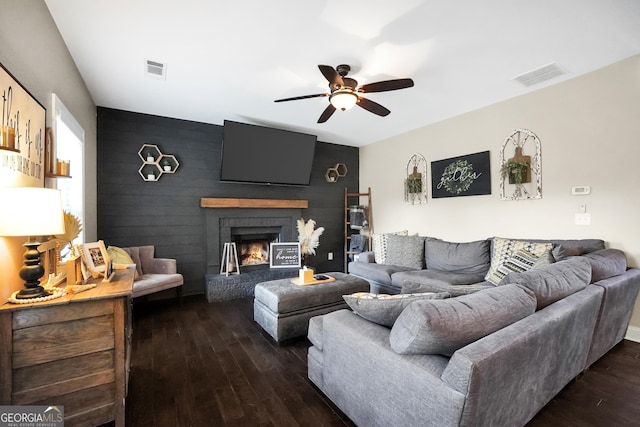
51 94 85 251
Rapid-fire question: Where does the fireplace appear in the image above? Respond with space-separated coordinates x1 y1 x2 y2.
203 206 304 301
231 226 281 270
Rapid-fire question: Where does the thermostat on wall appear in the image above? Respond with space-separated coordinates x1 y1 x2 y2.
571 186 591 195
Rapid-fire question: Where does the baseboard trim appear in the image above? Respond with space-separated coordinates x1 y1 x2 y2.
625 326 640 343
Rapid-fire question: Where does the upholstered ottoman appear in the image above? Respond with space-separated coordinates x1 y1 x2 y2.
253 272 370 342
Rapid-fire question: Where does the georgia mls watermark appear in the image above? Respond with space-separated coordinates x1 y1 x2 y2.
0 406 64 427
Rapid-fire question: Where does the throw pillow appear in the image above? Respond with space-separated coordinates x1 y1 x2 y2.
389 284 536 356
485 237 554 285
372 230 408 264
383 234 426 268
425 239 491 274
343 291 451 328
107 246 138 279
500 257 592 309
495 249 553 278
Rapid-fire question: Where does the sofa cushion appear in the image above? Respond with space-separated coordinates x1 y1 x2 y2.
582 249 627 283
485 237 554 285
390 284 536 356
384 234 426 269
343 291 450 327
495 249 553 277
425 239 490 275
348 261 417 286
391 269 487 290
402 280 495 296
499 257 592 309
372 230 408 264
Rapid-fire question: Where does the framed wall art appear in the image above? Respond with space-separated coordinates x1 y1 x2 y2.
404 153 427 205
0 62 46 187
499 128 542 200
431 151 491 198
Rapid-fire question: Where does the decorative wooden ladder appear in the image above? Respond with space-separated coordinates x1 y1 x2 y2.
344 187 373 272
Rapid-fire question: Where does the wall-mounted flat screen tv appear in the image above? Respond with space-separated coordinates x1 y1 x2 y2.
221 120 317 186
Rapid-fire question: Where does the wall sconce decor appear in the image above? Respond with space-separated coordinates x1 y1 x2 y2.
0 187 66 301
325 163 348 182
499 129 542 200
404 153 427 204
138 144 180 181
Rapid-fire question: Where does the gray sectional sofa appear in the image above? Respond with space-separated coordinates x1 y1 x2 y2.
308 236 640 426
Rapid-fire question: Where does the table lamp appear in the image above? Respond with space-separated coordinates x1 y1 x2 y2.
0 187 65 299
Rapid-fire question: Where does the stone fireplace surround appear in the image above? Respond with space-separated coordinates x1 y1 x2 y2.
202 198 307 302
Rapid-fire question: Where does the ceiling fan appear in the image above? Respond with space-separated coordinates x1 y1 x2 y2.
274 64 414 123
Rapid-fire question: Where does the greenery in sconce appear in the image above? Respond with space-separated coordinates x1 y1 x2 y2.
406 176 423 194
500 160 530 185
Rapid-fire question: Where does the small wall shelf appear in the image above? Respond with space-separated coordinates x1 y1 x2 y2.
137 144 180 181
325 163 348 182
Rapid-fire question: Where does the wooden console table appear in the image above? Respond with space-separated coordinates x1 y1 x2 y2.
0 266 134 427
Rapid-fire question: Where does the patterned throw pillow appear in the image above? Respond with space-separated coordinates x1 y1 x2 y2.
343 291 451 327
372 230 408 264
496 249 553 281
485 237 554 285
384 234 426 268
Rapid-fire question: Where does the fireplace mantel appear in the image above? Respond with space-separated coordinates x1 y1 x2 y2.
200 198 308 209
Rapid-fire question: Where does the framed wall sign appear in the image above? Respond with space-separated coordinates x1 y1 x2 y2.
431 151 491 198
269 242 301 268
0 62 46 187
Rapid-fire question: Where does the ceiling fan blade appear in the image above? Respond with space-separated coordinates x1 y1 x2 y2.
360 78 414 93
274 93 329 102
318 65 344 87
356 97 391 117
318 104 336 123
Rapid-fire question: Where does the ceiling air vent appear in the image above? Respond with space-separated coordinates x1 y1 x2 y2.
145 59 167 80
512 62 564 87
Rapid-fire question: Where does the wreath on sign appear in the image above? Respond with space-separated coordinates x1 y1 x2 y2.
439 160 477 195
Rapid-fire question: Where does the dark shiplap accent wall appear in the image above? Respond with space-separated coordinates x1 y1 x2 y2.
97 108 359 295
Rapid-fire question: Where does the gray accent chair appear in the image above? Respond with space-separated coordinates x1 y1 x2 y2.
123 246 184 299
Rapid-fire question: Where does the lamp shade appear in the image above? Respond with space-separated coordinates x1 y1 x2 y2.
0 187 65 237
329 90 358 111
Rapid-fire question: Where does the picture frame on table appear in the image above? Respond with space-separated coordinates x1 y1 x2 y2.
80 240 108 278
66 255 84 285
103 256 115 282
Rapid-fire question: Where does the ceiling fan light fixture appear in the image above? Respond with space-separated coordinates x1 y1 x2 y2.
329 90 358 111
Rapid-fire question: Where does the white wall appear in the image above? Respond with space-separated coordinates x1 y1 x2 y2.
0 0 96 301
360 55 640 329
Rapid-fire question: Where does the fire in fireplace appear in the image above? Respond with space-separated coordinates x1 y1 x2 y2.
240 239 270 266
231 228 281 269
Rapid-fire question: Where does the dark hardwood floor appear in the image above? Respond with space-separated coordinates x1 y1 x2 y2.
122 295 640 427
